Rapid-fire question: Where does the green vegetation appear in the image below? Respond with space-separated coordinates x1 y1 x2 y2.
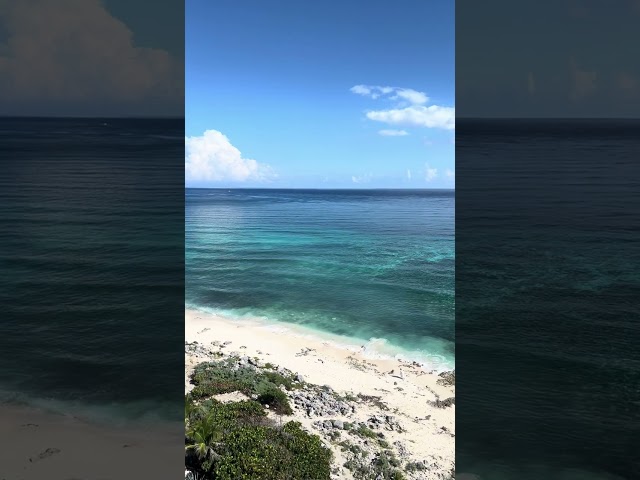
353 424 377 439
405 461 427 473
342 447 405 480
357 393 389 411
189 358 300 414
186 360 331 479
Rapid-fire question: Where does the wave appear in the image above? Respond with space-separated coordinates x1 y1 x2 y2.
186 303 455 372
0 389 180 427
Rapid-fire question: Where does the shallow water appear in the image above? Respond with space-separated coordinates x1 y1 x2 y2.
186 188 455 369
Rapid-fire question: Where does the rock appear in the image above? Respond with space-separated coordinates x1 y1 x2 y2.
393 440 410 458
296 373 305 383
248 357 261 367
332 419 344 429
437 370 455 386
429 396 455 408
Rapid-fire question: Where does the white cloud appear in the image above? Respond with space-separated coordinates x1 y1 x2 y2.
0 0 182 111
350 85 395 99
379 129 409 136
351 84 454 131
367 105 455 130
392 88 428 105
351 85 427 104
425 164 438 182
351 173 372 184
185 130 273 183
350 85 373 96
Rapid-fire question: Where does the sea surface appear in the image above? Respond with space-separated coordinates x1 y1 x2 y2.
456 119 640 480
0 117 184 425
186 189 455 369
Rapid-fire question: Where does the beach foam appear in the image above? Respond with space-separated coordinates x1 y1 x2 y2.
187 304 454 372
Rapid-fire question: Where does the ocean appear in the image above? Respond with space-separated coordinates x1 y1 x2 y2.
456 119 640 480
0 117 184 425
186 188 455 370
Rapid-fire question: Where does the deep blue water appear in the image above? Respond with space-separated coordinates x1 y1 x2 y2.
456 119 640 480
186 189 455 369
0 117 184 424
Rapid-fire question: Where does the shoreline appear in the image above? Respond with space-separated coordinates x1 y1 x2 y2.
185 308 455 479
185 305 455 373
0 403 183 479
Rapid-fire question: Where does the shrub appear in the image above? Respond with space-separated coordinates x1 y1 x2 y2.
256 385 293 415
191 420 331 480
189 359 295 415
354 424 377 439
405 461 427 473
186 360 331 479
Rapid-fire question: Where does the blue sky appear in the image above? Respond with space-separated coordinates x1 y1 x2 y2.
186 0 454 188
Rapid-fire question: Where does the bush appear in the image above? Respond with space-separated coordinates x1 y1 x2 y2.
186 360 331 479
405 461 427 473
256 385 293 415
189 359 295 415
187 414 331 479
342 447 405 480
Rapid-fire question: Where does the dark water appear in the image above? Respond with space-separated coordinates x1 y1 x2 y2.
0 117 184 424
456 119 640 480
186 189 455 369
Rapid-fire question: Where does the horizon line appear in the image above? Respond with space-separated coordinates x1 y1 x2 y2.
0 115 185 120
456 116 640 120
185 187 455 191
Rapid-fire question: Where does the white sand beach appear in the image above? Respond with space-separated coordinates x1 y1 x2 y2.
0 405 183 480
185 309 455 480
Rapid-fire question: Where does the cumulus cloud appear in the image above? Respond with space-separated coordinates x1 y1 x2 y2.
367 105 455 130
392 89 429 105
379 129 409 136
351 84 454 131
425 164 438 182
0 0 183 114
185 130 274 183
350 85 394 99
351 85 428 104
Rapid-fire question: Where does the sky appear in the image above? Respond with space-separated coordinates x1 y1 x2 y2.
0 0 184 117
185 0 455 189
457 0 640 118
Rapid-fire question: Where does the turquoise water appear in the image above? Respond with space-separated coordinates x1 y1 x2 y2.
186 189 454 369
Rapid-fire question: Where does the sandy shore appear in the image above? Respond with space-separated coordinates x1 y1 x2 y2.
185 309 455 479
0 404 183 479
